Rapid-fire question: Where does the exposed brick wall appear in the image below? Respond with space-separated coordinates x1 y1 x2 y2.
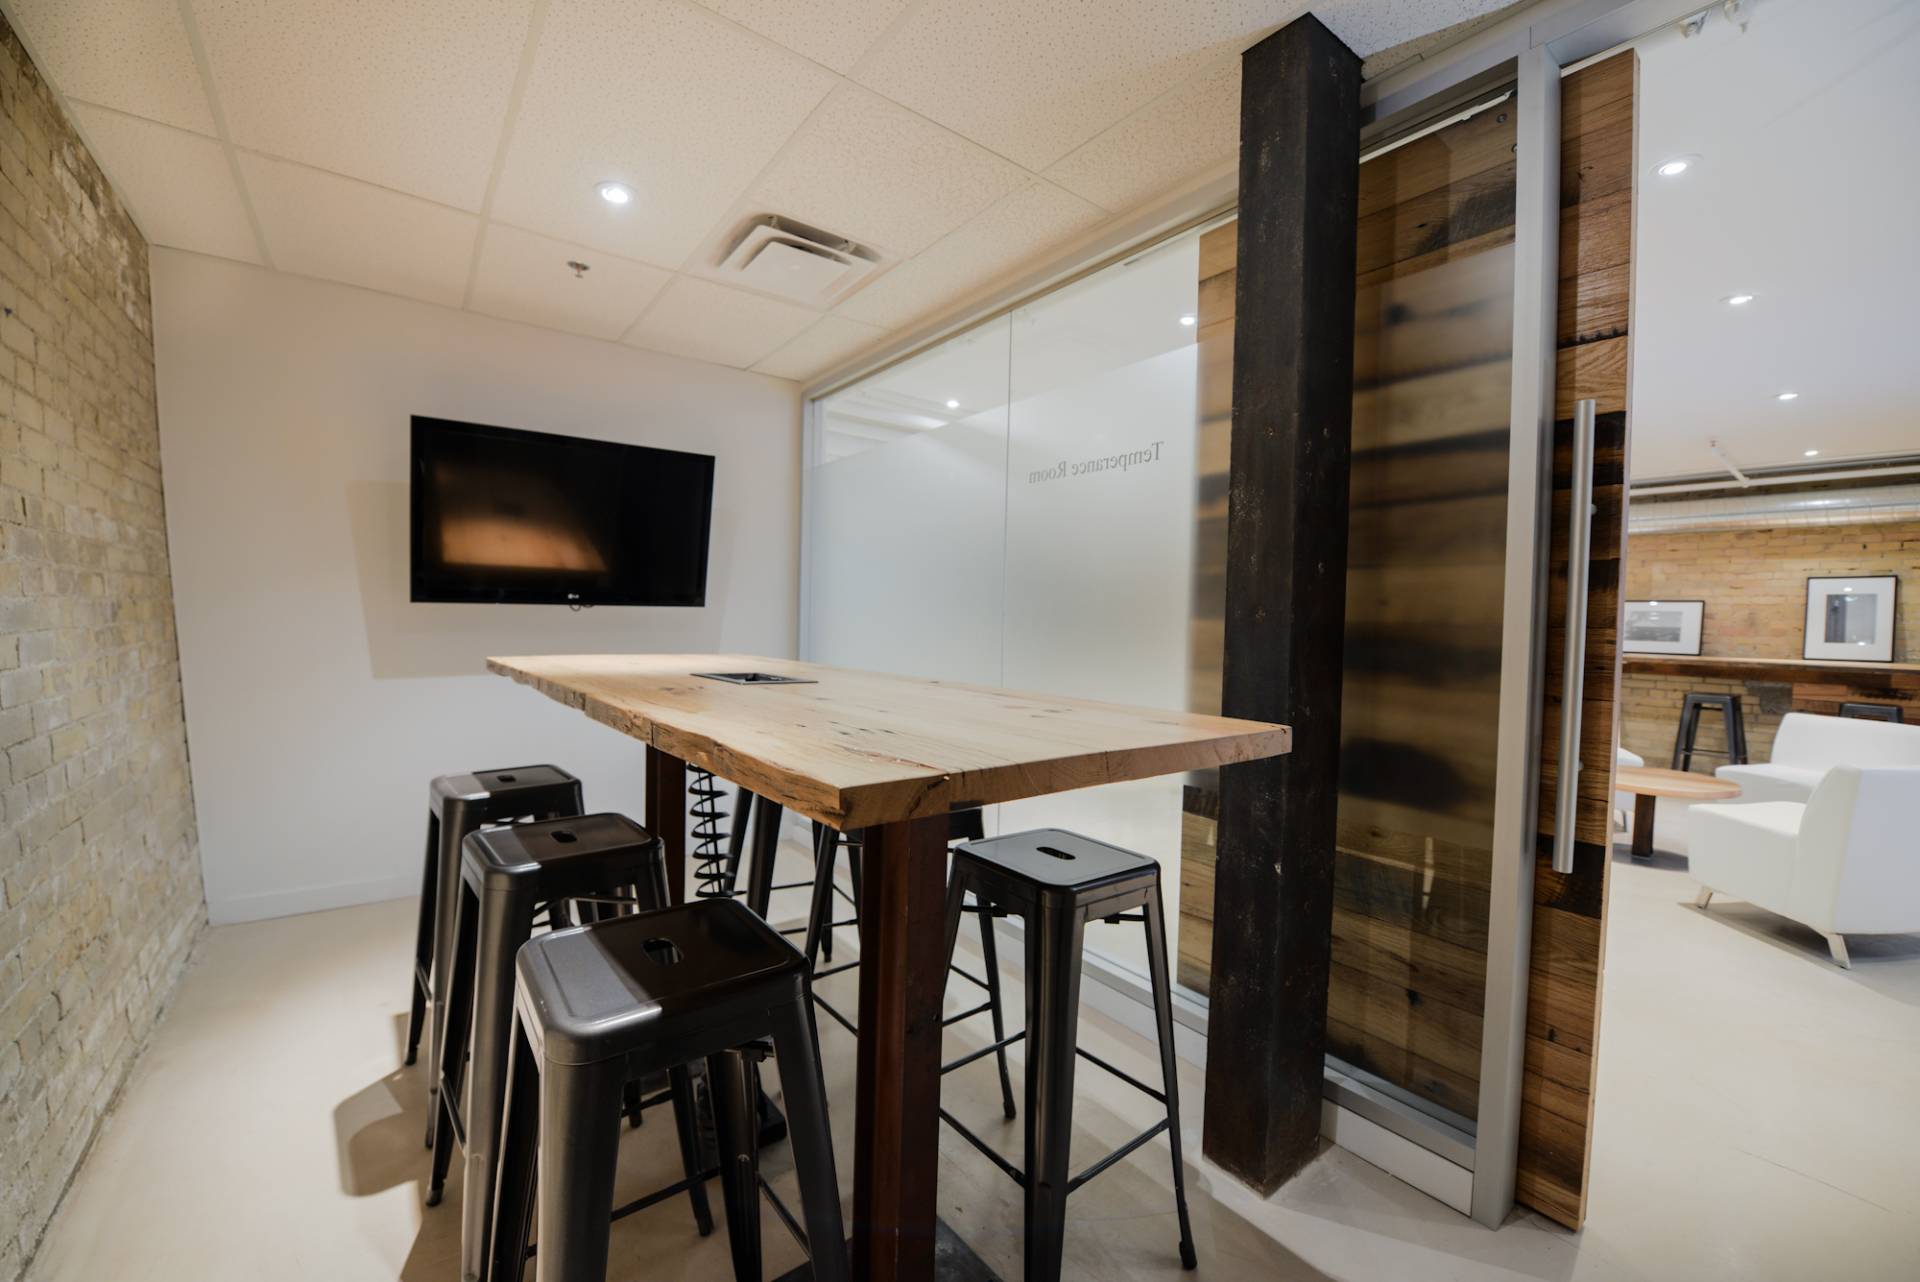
0 17 203 1280
1620 519 1920 766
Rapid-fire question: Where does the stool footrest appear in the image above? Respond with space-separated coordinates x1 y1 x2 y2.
938 1107 1025 1188
940 1000 993 1028
759 1173 810 1255
1075 1045 1167 1105
1066 1118 1170 1195
811 992 859 1037
942 1031 1026 1075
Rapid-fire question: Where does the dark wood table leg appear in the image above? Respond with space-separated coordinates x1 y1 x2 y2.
645 746 688 904
851 814 948 1282
1631 794 1656 859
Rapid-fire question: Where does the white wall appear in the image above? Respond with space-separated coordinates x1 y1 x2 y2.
152 250 801 924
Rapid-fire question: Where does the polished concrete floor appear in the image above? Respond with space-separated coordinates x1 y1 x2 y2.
24 840 1920 1281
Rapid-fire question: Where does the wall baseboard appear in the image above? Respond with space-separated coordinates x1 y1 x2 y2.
207 872 418 926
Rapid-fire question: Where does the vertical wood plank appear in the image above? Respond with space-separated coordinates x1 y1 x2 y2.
850 814 948 1281
645 745 688 905
1203 13 1362 1195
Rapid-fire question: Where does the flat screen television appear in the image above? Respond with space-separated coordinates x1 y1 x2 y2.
410 416 715 606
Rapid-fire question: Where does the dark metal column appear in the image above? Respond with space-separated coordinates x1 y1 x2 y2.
1202 12 1361 1195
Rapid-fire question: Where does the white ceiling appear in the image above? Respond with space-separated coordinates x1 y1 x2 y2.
7 0 1512 383
1631 0 1920 480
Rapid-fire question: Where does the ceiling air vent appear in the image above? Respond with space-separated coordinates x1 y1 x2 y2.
716 215 879 306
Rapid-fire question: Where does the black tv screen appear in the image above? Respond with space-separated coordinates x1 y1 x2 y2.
410 416 714 606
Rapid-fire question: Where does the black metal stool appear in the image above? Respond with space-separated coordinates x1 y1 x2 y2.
802 811 1018 1120
429 814 712 1281
1841 702 1904 723
410 766 582 1146
940 828 1196 1282
1671 693 1748 772
488 901 850 1282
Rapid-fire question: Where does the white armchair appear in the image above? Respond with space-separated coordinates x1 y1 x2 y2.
1614 747 1644 831
1716 711 1920 805
1689 765 1920 966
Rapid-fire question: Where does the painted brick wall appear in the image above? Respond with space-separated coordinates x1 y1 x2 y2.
1619 519 1920 765
0 17 203 1280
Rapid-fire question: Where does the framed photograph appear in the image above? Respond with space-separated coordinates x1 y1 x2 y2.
1622 600 1705 655
1804 576 1897 662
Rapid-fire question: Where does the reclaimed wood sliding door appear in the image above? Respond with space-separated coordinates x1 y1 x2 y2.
1177 47 1636 1230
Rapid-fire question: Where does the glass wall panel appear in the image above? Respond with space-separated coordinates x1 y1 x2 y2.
810 319 1011 686
807 230 1208 985
996 232 1202 980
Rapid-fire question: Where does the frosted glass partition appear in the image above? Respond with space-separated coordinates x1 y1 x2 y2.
807 229 1207 992
811 319 1011 686
996 234 1201 980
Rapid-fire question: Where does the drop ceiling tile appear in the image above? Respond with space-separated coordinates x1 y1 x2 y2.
192 0 535 211
70 104 261 263
747 84 1029 258
491 0 837 270
1045 57 1239 215
851 1 1304 172
7 0 214 133
470 223 671 339
238 152 477 308
694 0 910 74
836 180 1103 330
752 314 886 381
624 276 819 369
1317 0 1520 59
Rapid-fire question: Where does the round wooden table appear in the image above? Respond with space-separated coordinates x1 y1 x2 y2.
1615 765 1741 859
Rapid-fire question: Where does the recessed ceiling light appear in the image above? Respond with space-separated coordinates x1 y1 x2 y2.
1656 157 1691 177
1804 448 1820 457
1776 391 1799 401
1723 293 1755 306
596 181 633 205
1178 314 1197 326
945 399 960 409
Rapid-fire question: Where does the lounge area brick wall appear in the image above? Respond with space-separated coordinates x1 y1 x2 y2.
1620 518 1920 766
0 17 203 1279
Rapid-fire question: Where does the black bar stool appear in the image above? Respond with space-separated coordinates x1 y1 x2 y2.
488 900 850 1282
802 811 1018 1121
940 828 1196 1282
1671 692 1748 772
428 814 712 1281
410 766 582 1146
1840 701 1904 723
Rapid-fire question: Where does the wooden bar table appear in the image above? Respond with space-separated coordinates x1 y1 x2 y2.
489 653 1290 1281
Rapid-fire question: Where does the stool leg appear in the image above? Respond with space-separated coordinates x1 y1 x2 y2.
668 1063 716 1237
426 802 469 1149
745 799 784 918
487 1011 540 1282
1142 887 1197 1270
974 902 1017 1121
460 886 538 1281
407 813 439 1067
805 824 839 971
1672 697 1697 771
768 1000 851 1282
707 1049 762 1282
429 878 481 1208
1023 904 1086 1282
536 1055 626 1282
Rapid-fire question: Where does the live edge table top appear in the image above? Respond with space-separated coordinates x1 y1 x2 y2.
488 653 1292 831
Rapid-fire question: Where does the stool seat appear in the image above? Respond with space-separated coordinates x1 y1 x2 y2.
517 901 808 1067
465 812 659 897
430 764 579 818
958 827 1157 892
